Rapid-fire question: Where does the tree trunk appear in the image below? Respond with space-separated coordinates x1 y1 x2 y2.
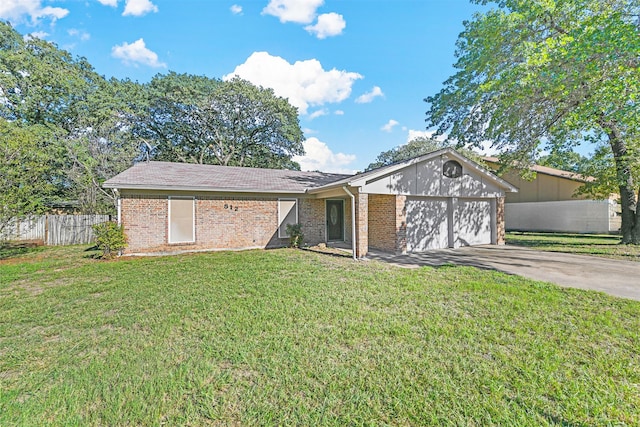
603 119 639 244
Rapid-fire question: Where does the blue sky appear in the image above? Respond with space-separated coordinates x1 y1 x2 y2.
3 0 490 173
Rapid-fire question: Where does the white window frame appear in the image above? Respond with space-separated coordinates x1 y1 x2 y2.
278 198 298 238
168 196 195 244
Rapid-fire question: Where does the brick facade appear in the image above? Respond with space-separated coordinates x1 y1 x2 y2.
354 191 368 258
119 191 507 256
368 194 396 252
120 195 167 252
120 192 342 253
496 196 505 245
299 198 330 246
368 194 407 254
396 195 407 253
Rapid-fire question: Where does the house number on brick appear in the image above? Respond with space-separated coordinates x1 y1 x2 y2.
223 204 239 212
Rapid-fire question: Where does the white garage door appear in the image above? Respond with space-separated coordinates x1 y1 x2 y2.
455 199 492 247
406 198 449 252
406 197 493 252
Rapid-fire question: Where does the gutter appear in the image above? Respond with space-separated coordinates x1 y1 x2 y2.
342 186 357 261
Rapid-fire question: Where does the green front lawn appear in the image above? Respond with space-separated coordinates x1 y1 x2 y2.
506 232 640 261
1 246 639 425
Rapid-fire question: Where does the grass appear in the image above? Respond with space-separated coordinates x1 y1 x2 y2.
506 232 640 261
1 245 639 426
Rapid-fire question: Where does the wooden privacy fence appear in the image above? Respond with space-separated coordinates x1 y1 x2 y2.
2 215 111 245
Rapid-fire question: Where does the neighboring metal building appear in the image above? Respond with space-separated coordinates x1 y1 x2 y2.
484 157 621 233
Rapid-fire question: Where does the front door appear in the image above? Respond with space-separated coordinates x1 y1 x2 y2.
326 200 344 241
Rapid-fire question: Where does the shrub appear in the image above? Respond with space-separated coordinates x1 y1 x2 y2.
92 221 127 259
286 223 304 248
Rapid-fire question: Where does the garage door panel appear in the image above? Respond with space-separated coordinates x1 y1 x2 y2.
406 198 449 252
455 200 492 247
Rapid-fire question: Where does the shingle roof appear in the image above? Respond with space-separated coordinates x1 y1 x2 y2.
483 156 595 183
103 161 351 193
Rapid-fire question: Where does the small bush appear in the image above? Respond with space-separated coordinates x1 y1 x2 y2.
93 221 127 259
286 223 304 248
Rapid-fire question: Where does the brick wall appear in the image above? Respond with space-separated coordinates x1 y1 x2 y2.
344 198 353 244
120 192 370 254
121 195 167 252
396 195 407 253
355 191 368 258
120 193 328 253
368 194 407 254
496 196 505 245
368 194 396 252
299 198 326 245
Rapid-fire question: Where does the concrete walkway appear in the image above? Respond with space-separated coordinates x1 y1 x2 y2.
367 245 640 301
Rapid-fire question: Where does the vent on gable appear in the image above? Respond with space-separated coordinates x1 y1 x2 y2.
443 160 463 178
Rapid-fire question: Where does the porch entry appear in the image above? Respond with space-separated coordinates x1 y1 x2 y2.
326 199 344 241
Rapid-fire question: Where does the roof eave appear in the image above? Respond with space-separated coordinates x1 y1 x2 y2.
309 148 518 193
102 183 308 194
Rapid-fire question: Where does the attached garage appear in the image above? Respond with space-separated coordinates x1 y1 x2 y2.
406 197 495 252
455 199 494 247
309 148 518 255
406 197 449 251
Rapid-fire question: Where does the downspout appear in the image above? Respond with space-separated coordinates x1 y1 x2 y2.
342 186 357 261
114 189 121 226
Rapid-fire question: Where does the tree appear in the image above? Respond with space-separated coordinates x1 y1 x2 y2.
135 75 304 169
365 136 484 171
62 77 147 213
0 22 99 128
425 0 640 243
0 120 58 238
0 22 143 214
537 148 592 174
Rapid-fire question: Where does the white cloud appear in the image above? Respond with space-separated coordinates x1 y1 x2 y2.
355 86 384 104
381 119 399 132
0 0 69 24
293 137 357 173
334 110 344 115
123 0 158 16
28 31 49 39
96 0 118 6
224 51 362 115
262 0 323 24
305 12 345 39
111 39 166 68
308 109 328 120
68 29 90 41
230 4 243 15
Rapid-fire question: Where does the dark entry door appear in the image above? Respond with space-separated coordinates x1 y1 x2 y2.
326 200 344 241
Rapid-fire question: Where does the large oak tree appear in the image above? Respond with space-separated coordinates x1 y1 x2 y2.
425 0 640 243
135 75 305 170
0 22 142 215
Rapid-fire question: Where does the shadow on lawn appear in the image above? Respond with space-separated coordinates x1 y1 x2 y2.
366 246 539 273
0 241 45 261
507 232 622 246
506 397 591 427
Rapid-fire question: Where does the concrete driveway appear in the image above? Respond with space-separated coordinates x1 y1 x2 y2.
367 245 640 301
